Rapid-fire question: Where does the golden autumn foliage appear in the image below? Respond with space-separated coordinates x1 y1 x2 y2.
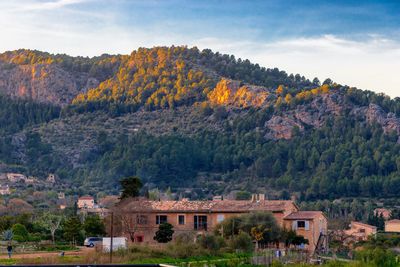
295 84 331 101
73 47 216 109
0 50 57 65
207 79 233 105
276 84 284 95
284 93 293 103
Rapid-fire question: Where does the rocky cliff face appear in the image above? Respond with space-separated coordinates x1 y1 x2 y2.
365 104 400 135
207 79 400 141
0 62 99 106
208 79 274 108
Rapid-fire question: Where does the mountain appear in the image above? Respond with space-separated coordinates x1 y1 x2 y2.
0 46 399 200
0 49 121 105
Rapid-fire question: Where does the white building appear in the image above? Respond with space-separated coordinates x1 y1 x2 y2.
0 185 10 195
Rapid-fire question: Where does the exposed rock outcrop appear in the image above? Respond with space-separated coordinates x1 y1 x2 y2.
366 104 400 141
0 62 99 106
265 115 304 140
208 79 273 108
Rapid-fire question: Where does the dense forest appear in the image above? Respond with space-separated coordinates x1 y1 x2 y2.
0 47 399 201
60 107 400 199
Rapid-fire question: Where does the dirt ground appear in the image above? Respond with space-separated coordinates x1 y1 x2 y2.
0 246 92 259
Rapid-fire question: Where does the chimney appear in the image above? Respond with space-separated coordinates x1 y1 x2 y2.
291 195 297 203
252 193 265 202
213 195 223 201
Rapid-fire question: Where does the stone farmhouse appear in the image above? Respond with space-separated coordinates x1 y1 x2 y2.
344 221 377 242
77 196 95 209
113 196 328 253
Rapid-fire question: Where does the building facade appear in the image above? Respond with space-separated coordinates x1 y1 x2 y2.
78 196 95 209
283 211 328 253
344 221 377 241
385 219 400 232
114 198 327 253
0 185 10 195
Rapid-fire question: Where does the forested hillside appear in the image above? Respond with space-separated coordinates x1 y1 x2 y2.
0 46 399 199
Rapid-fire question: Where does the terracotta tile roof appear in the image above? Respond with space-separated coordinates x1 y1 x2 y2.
116 199 296 213
386 219 400 224
79 196 94 200
283 211 325 220
211 200 296 212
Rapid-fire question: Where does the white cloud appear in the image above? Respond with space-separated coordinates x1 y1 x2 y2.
23 0 89 10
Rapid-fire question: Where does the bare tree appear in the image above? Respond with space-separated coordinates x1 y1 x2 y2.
39 212 63 244
120 214 136 242
120 213 150 242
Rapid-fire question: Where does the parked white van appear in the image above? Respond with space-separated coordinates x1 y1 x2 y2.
102 237 128 252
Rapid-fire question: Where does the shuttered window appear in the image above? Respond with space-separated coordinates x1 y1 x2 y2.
304 221 310 230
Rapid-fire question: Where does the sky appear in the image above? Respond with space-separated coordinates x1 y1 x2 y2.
0 0 400 97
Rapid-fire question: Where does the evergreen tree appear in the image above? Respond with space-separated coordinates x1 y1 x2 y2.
83 215 106 237
120 176 143 199
63 216 82 244
153 223 174 243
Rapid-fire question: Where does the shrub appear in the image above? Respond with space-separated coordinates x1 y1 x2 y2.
198 234 226 251
2 229 13 241
355 247 397 267
168 241 200 258
229 231 254 253
174 232 195 244
12 223 29 242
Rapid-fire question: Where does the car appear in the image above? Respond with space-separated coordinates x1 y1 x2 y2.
84 237 103 247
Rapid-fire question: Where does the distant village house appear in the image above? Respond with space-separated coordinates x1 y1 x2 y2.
344 221 377 242
385 219 400 233
374 208 391 220
58 199 67 210
6 173 26 183
24 176 36 184
77 196 95 209
0 185 10 195
47 174 56 183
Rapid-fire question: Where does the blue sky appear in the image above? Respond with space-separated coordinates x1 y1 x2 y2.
1 0 400 97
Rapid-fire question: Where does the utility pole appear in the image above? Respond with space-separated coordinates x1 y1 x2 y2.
110 211 114 264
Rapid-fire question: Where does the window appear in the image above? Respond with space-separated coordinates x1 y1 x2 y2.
178 215 185 225
156 215 167 224
360 228 366 233
297 221 306 228
194 215 207 231
295 220 309 230
217 214 225 223
136 215 148 225
135 236 143 242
